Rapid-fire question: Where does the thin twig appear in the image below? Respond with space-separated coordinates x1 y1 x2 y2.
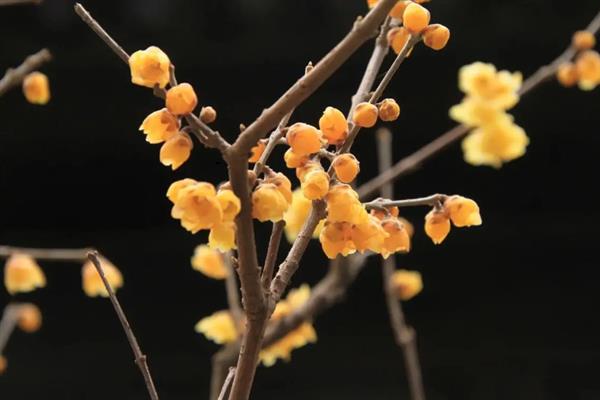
224 253 243 330
364 194 447 211
377 128 425 400
210 344 240 400
217 368 236 400
0 49 52 97
357 8 600 200
260 221 285 290
86 251 159 400
0 304 20 356
252 113 291 176
0 245 91 261
0 0 41 6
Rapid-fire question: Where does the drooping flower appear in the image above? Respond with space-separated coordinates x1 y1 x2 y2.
216 189 241 222
3 254 46 295
252 183 290 222
166 83 198 115
168 180 223 233
319 221 356 259
81 257 123 297
575 50 600 91
352 214 388 254
22 71 50 105
128 46 171 88
191 245 228 279
444 196 482 227
199 106 217 123
331 153 360 184
195 310 238 344
325 184 369 226
209 221 237 251
424 209 451 244
449 97 510 127
159 132 193 170
139 108 180 144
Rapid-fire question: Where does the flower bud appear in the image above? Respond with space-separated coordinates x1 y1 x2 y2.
301 168 330 200
128 46 170 88
286 123 323 156
139 108 179 144
284 148 309 168
166 83 198 115
81 257 124 297
424 209 451 244
352 102 378 128
402 3 430 34
191 245 228 279
378 98 401 121
17 304 42 333
423 24 450 51
332 153 360 183
390 270 423 300
444 195 482 227
557 63 579 87
22 71 50 105
200 106 217 123
572 30 596 51
387 27 411 55
319 106 348 145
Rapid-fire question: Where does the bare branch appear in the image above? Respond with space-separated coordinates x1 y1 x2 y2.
357 8 600 200
86 251 159 400
224 253 243 329
0 49 52 97
0 0 42 7
377 128 425 400
260 221 285 290
364 194 447 211
210 345 240 400
0 245 91 261
0 304 20 356
217 368 236 400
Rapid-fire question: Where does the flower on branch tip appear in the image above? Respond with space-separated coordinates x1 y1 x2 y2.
403 2 430 34
319 221 356 259
378 98 401 122
572 31 596 51
458 62 522 110
168 180 223 233
332 153 360 184
159 131 193 170
387 27 411 55
352 102 378 128
199 106 217 123
284 148 309 169
424 209 450 244
195 310 238 344
286 123 323 156
191 245 228 279
260 284 317 366
423 24 450 51
575 50 600 90
462 117 529 168
139 108 180 144
128 46 171 88
444 195 482 227
390 269 423 300
81 257 123 298
3 254 46 295
319 106 348 145
209 221 237 251
22 71 50 105
166 83 198 115
17 304 42 333
284 189 324 242
252 183 290 222
249 139 267 163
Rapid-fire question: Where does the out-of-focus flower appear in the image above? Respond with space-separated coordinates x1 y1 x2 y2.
17 304 42 333
191 245 228 279
283 189 324 242
458 62 522 110
128 46 170 88
249 139 267 163
4 254 46 295
390 270 423 300
199 106 217 123
381 218 411 258
449 97 510 127
209 221 237 251
0 356 6 375
81 257 123 297
22 72 50 105
195 310 238 344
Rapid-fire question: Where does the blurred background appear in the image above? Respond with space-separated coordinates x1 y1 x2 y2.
1 0 600 399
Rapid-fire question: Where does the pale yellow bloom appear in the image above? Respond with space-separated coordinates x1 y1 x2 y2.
260 284 317 366
139 108 179 144
128 46 170 88
449 97 511 127
195 310 238 344
390 270 423 300
283 189 320 242
169 181 223 233
444 196 482 227
217 189 241 222
459 62 522 110
4 254 46 295
319 221 356 259
209 221 237 251
81 257 124 297
191 245 228 279
462 118 529 168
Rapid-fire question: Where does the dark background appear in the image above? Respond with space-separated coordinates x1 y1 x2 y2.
1 0 600 399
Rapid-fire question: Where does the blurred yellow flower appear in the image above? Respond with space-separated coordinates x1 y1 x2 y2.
458 62 522 110
0 356 6 375
81 257 123 297
390 270 423 300
191 245 228 280
128 46 170 88
17 303 42 333
209 221 237 251
216 189 241 222
252 183 290 222
462 118 529 168
283 189 324 242
195 310 238 344
351 214 388 254
3 254 46 295
260 284 317 366
22 71 50 105
449 97 510 127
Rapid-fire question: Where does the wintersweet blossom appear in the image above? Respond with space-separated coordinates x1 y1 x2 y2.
139 108 180 144
3 254 46 295
22 72 50 105
128 46 170 88
81 257 123 297
390 270 423 300
17 304 42 333
195 310 237 344
191 245 228 280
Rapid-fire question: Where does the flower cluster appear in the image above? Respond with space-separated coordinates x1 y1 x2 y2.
22 71 50 105
557 31 600 90
167 179 241 250
196 284 316 366
131 46 216 170
424 195 482 244
450 62 529 168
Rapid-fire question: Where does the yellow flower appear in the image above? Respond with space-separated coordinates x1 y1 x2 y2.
444 196 482 227
422 24 451 51
390 270 423 300
139 108 180 144
424 209 451 244
284 148 309 169
216 189 241 222
283 189 324 242
575 50 600 91
319 106 348 145
301 168 330 200
332 153 360 184
260 284 317 366
195 310 238 344
319 221 356 259
352 214 388 254
128 46 171 88
22 71 50 105
191 245 228 279
166 83 198 115
209 221 237 251
81 257 124 297
352 102 378 128
449 97 510 127
462 118 529 168
381 218 411 258
199 106 217 123
249 139 267 163
3 254 46 295
325 184 369 226
459 62 522 110
17 303 42 333
264 172 293 204
252 183 290 222
286 123 323 156
169 181 223 233
159 132 193 170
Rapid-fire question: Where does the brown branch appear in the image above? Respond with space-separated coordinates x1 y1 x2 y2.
260 221 285 290
357 8 600 200
377 128 425 400
86 251 159 400
252 113 291 176
0 304 20 356
0 49 52 97
229 0 399 156
0 0 41 6
364 194 447 210
0 245 91 261
210 345 240 400
217 368 236 400
224 253 243 330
